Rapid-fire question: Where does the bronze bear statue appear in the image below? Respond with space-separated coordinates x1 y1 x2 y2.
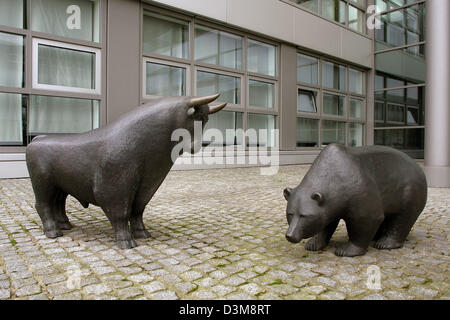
284 144 428 257
26 94 226 249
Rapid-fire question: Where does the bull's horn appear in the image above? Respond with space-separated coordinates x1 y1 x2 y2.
188 93 220 107
208 102 227 114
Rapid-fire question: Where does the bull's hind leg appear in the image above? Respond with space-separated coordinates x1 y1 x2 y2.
33 187 63 239
55 191 72 230
130 199 151 239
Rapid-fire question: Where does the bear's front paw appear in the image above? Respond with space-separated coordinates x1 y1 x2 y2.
305 236 327 251
335 242 367 257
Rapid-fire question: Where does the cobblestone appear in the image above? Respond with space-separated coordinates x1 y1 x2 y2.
0 165 448 300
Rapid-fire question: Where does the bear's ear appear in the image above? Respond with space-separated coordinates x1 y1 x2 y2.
283 188 293 201
311 192 324 206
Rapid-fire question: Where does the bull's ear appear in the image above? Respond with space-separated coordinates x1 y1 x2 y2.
188 94 220 108
283 188 293 201
311 192 324 206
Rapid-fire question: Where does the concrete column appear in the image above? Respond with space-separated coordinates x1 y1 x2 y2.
424 0 450 188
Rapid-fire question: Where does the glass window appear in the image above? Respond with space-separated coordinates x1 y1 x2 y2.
348 123 363 147
0 92 22 144
203 111 244 146
143 12 189 59
322 61 346 91
297 54 318 85
28 96 99 135
322 0 346 24
297 89 317 113
37 44 96 90
145 62 186 97
30 0 101 42
0 32 23 88
322 120 346 146
349 5 364 33
247 39 276 77
349 68 364 95
387 104 404 123
375 101 385 122
323 93 345 116
249 80 275 109
195 25 243 70
0 0 24 29
349 98 363 119
196 71 241 105
297 118 319 147
247 114 276 147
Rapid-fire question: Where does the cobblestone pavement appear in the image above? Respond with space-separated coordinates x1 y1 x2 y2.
0 165 448 300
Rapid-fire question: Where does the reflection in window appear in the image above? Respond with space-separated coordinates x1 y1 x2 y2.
28 95 99 135
0 32 23 88
349 123 363 147
0 92 22 144
196 71 241 105
249 80 275 109
297 118 319 147
143 12 189 59
322 61 346 91
247 114 276 147
323 93 345 116
195 25 242 70
0 0 24 29
322 120 345 146
297 54 318 85
31 0 100 42
38 44 95 89
203 111 244 146
146 62 186 97
248 39 276 77
349 98 363 119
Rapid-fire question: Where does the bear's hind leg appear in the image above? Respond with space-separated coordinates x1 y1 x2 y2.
373 212 420 250
305 219 339 251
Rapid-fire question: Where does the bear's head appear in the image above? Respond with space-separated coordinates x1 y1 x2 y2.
283 187 329 243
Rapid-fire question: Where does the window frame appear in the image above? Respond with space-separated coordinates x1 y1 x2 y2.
32 38 102 95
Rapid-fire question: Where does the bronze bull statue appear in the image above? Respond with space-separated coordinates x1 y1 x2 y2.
26 94 226 249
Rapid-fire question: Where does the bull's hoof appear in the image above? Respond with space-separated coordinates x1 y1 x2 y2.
116 238 137 250
131 229 151 239
335 242 367 257
305 237 327 251
44 229 63 238
58 221 73 230
373 238 403 250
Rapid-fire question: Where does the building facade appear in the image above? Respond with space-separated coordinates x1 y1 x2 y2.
0 0 448 187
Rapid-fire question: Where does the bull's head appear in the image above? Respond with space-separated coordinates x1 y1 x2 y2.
185 94 227 153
